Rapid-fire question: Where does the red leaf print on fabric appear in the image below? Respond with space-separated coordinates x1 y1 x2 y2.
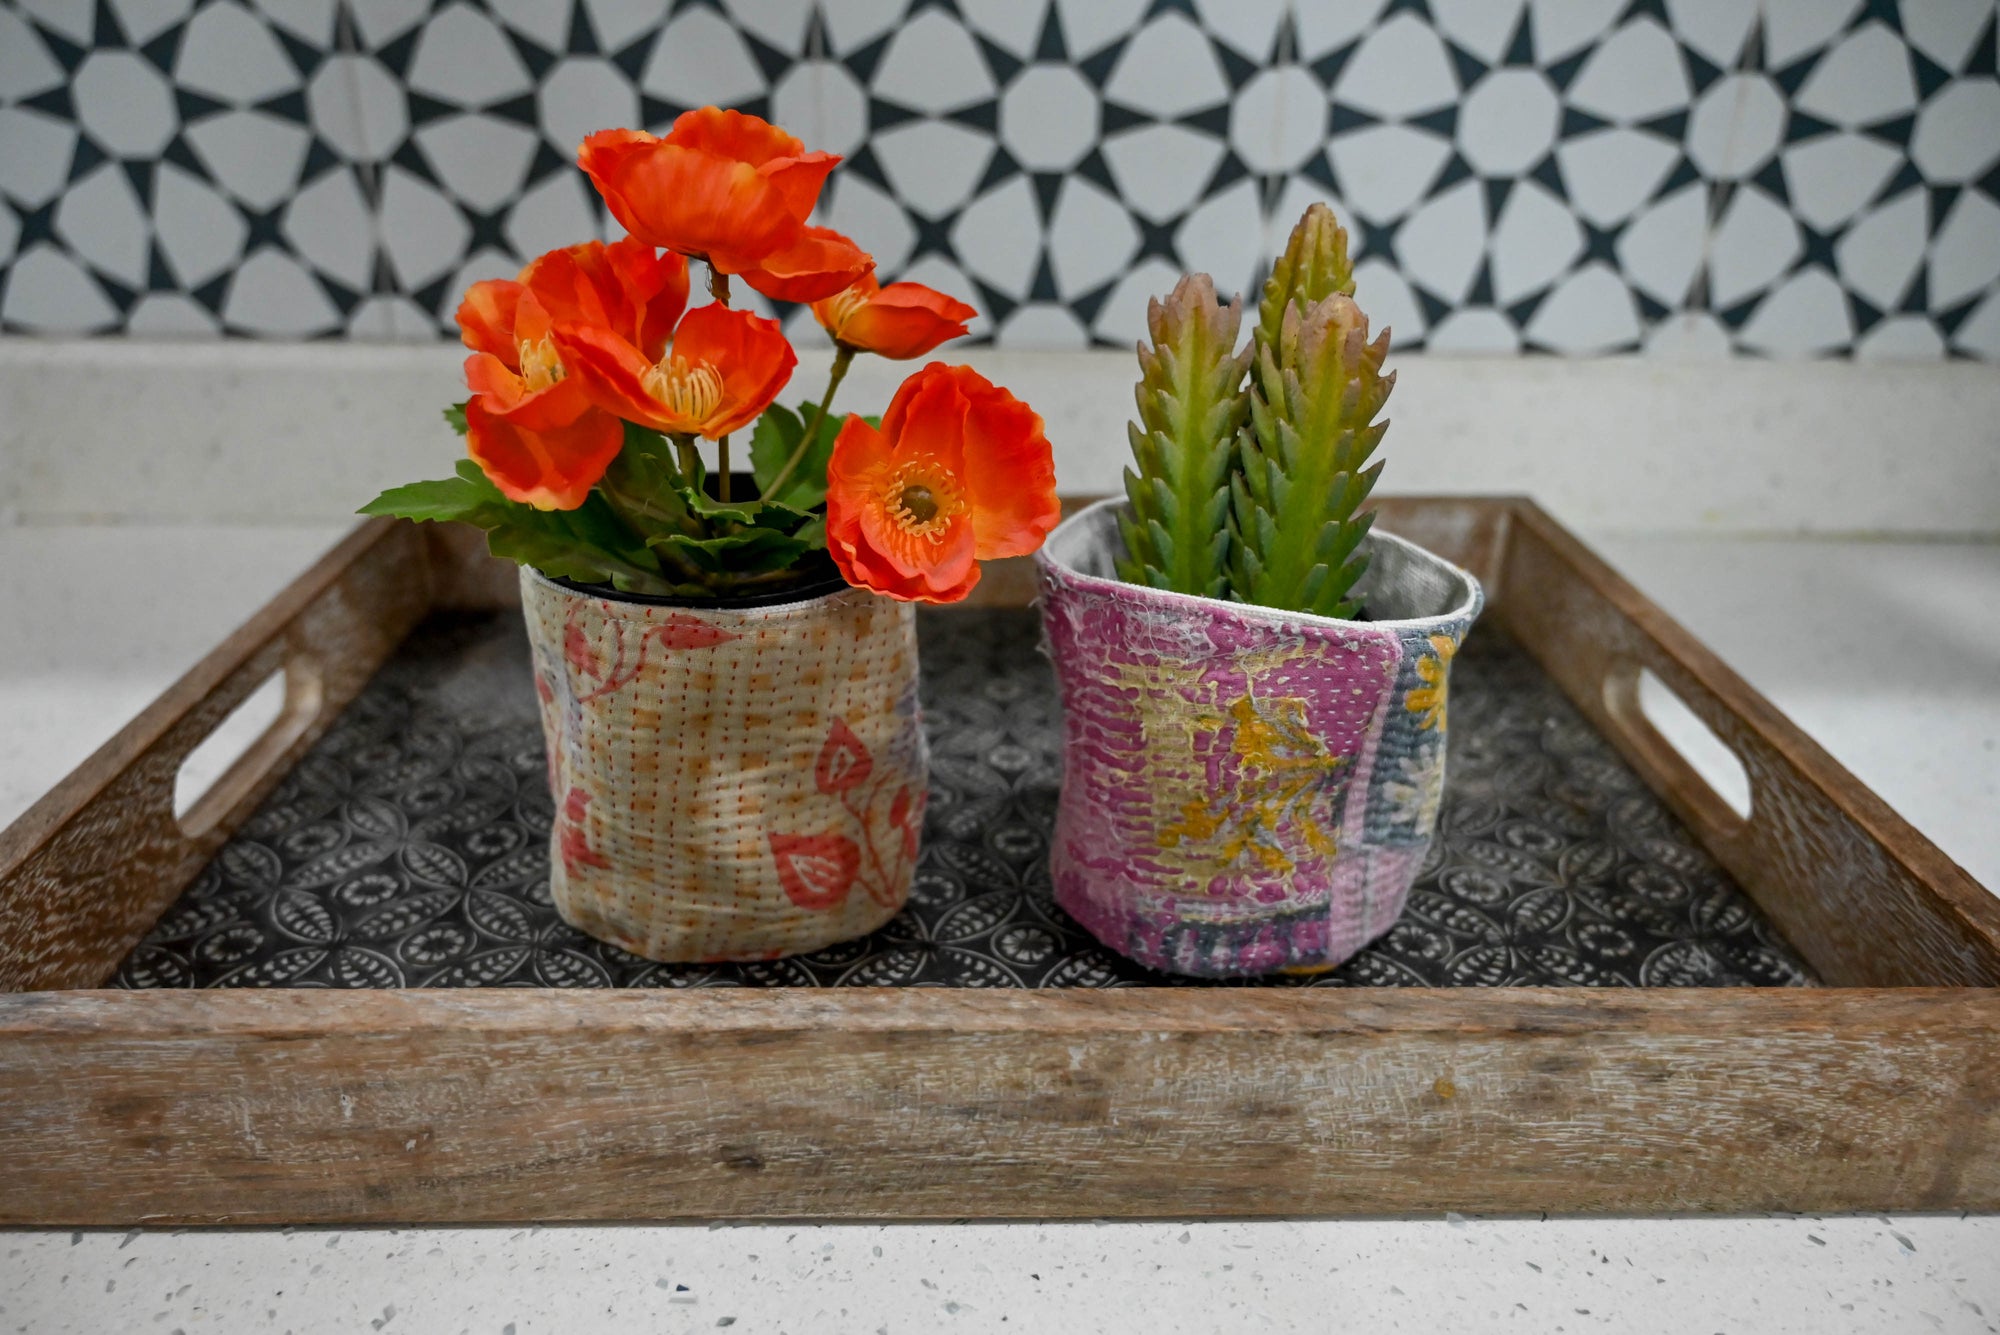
814 717 874 795
559 787 610 877
654 613 738 650
768 832 860 910
890 784 924 861
563 620 598 679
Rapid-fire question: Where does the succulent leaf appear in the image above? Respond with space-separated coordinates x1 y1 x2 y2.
1254 202 1355 354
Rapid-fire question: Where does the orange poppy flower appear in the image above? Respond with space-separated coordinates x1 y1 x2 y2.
520 235 688 361
553 302 797 440
456 277 625 509
825 363 1059 603
812 273 976 359
737 226 875 304
578 109 838 275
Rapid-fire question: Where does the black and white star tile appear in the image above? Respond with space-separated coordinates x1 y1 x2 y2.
1 0 1996 356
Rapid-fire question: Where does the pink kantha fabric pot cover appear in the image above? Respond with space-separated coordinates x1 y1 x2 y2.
1036 499 1483 978
520 569 926 962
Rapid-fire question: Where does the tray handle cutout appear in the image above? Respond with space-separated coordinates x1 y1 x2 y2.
1602 658 1752 839
175 656 325 841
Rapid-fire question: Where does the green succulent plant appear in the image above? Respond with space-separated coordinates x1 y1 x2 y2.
1117 202 1393 619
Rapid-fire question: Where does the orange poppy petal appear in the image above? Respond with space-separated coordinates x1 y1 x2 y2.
464 351 527 409
465 399 624 511
668 303 798 438
550 323 682 434
661 106 802 167
876 359 971 473
456 279 522 359
756 149 840 224
837 282 976 359
957 370 1059 559
591 142 801 265
738 226 875 304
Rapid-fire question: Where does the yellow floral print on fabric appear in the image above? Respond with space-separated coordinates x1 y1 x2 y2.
1158 694 1347 880
1403 634 1458 731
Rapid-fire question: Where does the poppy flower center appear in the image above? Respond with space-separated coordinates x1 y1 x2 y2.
882 464 961 539
517 335 565 392
642 355 724 424
822 286 869 334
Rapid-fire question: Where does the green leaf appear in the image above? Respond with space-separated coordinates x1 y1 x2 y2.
749 399 843 510
358 472 506 525
444 401 468 436
648 526 812 576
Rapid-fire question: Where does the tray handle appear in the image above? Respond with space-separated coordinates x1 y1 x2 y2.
173 649 328 841
1598 657 1751 843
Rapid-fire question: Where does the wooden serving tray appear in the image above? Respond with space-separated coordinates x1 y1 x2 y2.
2 498 1996 1223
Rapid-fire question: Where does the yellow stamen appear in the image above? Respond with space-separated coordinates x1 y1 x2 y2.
882 464 961 541
821 286 869 333
518 335 564 392
642 355 724 423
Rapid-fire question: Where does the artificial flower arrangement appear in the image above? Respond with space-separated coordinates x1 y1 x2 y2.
1035 203 1486 979
362 108 1059 964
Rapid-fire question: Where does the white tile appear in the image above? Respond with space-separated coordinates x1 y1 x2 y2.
580 0 664 54
952 176 1041 299
1687 73 1786 179
185 110 311 210
1457 68 1560 175
345 0 427 48
996 301 1089 349
1779 131 1903 230
1834 187 1926 309
1195 0 1286 58
1396 177 1485 302
407 3 534 107
1106 13 1230 117
1642 309 1732 356
1795 22 1919 127
1853 314 1947 359
1525 262 1642 352
1661 0 1757 68
1054 0 1148 59
1349 256 1424 344
1929 190 2000 309
105 0 193 45
174 0 302 105
52 163 148 288
13 0 94 44
1334 14 1457 118
125 291 223 335
0 206 16 267
773 60 870 158
1901 0 1997 72
1428 0 1527 64
1527 0 1623 63
872 120 992 218
346 292 435 339
1708 186 1801 308
221 249 341 335
71 49 177 157
1566 18 1690 123
1490 179 1580 303
1047 177 1135 297
1231 65 1325 173
959 0 1047 58
1951 287 2000 356
1557 127 1679 226
820 0 901 54
417 115 538 213
282 166 375 291
1103 124 1225 222
438 248 520 331
1735 268 1853 355
1424 306 1521 352
152 161 248 288
307 56 407 162
1002 64 1100 171
873 10 995 114
1618 180 1708 306
485 0 566 50
643 8 769 110
819 174 916 276
0 108 76 206
0 8 63 101
250 0 335 46
1911 80 2000 183
723 0 814 57
539 58 641 161
1174 177 1263 303
1327 123 1452 224
1760 0 1863 66
378 165 470 289
1090 255 1183 346
504 173 599 260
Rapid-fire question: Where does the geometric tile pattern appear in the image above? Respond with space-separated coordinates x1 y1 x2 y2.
3 0 1997 356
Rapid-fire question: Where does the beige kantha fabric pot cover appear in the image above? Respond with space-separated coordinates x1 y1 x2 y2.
520 569 926 962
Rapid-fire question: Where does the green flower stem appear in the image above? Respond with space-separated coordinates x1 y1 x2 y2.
673 432 701 481
717 434 731 502
763 344 854 501
708 263 730 306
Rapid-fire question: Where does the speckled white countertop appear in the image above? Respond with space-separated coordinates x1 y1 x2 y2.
1 521 1997 1335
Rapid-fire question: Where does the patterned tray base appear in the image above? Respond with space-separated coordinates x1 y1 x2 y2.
116 609 1816 989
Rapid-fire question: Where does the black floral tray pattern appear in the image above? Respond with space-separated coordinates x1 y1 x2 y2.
115 608 1815 989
